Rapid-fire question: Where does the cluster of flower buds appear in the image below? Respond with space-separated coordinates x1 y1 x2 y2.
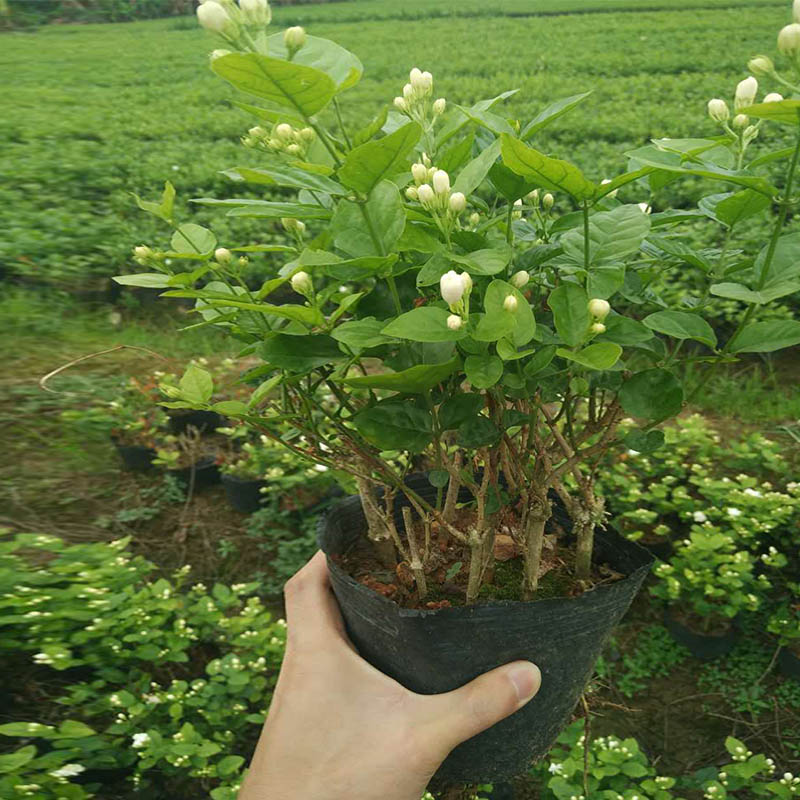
242 122 315 156
197 0 272 44
439 270 473 330
393 68 447 134
588 298 610 335
281 217 306 239
407 155 467 227
706 75 778 151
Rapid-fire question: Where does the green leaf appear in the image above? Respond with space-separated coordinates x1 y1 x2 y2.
224 201 332 220
382 307 467 342
464 354 503 389
521 92 592 140
265 33 363 91
338 122 421 195
353 404 432 452
646 233 713 272
217 755 246 778
618 368 683 421
180 364 214 404
587 266 625 300
331 318 394 353
132 180 175 224
548 283 589 347
171 292 323 327
740 98 800 124
480 279 535 346
643 310 717 348
709 189 771 228
562 205 650 266
729 320 800 353
709 281 800 305
341 357 459 394
449 245 512 276
0 745 36 774
623 429 665 455
438 393 484 430
112 273 170 288
437 89 519 144
171 224 216 256
260 334 344 372
458 416 501 448
211 53 335 117
501 135 596 201
353 105 389 147
212 400 248 415
331 181 405 257
428 469 450 488
754 231 800 288
223 164 345 195
523 345 557 376
0 723 56 738
56 720 97 739
249 375 283 408
489 162 538 201
557 342 622 370
453 138 502 196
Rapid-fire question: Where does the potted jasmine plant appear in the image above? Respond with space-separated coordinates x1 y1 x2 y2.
108 378 171 471
767 582 800 680
152 428 221 491
115 0 800 782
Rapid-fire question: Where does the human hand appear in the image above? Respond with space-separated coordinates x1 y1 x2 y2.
238 551 541 800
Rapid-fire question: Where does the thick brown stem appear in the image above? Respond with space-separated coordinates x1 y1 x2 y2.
523 493 551 598
356 476 397 568
402 506 428 600
575 495 603 580
465 534 485 604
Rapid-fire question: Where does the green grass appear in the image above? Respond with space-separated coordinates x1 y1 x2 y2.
1 0 795 285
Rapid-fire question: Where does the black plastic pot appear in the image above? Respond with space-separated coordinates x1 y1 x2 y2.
778 646 800 681
639 537 673 561
167 457 220 491
112 439 156 472
663 608 740 660
167 410 224 435
318 476 653 784
222 474 266 513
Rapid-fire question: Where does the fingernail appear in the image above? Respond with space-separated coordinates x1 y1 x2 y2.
508 662 541 705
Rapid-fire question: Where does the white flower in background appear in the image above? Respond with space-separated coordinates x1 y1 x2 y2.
734 76 758 111
512 198 523 219
727 507 742 518
511 270 529 289
432 169 450 195
503 294 518 312
33 653 53 665
549 762 564 774
747 55 774 77
210 48 231 60
707 98 730 123
446 314 463 331
743 488 763 497
284 26 307 51
468 212 481 227
196 1 233 34
290 271 313 295
449 191 466 213
440 270 465 306
132 733 151 748
638 202 652 214
779 23 800 56
588 298 611 320
50 764 85 778
314 464 328 472
693 511 708 523
433 98 446 115
764 92 784 103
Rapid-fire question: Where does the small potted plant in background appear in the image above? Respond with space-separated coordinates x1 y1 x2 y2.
108 378 171 471
651 528 777 659
152 427 221 491
157 360 232 434
767 582 800 681
115 0 800 784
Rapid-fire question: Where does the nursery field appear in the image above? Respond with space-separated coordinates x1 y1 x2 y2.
4 0 800 799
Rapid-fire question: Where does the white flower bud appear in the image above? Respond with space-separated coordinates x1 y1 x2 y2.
542 193 554 210
134 245 152 261
734 76 758 111
432 169 450 195
281 217 305 235
440 270 465 306
433 98 446 115
460 272 472 293
248 125 266 137
779 23 800 56
286 143 301 156
210 48 231 61
284 26 307 51
421 152 431 168
290 270 313 295
707 98 729 123
468 212 480 227
239 0 269 26
403 83 414 100
764 92 784 103
511 270 529 289
527 189 540 203
411 163 428 185
393 97 407 112
275 123 292 140
417 184 435 206
197 1 233 34
299 127 315 142
588 298 611 320
215 247 232 264
638 202 652 214
409 67 423 87
503 294 518 312
747 55 774 77
733 113 749 129
420 71 433 93
446 314 463 331
405 186 419 201
449 192 466 213
591 322 606 334
512 198 523 219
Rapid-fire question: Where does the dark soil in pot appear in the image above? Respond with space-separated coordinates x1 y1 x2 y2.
112 438 156 472
166 410 225 435
663 607 740 660
318 474 653 784
778 644 800 681
221 474 266 513
167 457 220 491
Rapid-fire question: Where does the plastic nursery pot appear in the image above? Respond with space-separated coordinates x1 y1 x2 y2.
221 474 266 513
167 456 221 491
112 438 156 472
663 607 740 660
166 409 224 435
638 536 673 562
778 645 800 681
317 475 653 785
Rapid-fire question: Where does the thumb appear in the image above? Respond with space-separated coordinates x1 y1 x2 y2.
415 661 541 754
